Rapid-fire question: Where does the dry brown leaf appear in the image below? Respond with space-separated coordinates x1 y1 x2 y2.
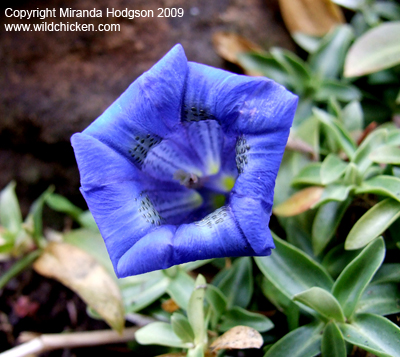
279 0 344 36
273 186 324 217
212 32 261 65
161 298 180 313
210 326 263 352
33 242 124 333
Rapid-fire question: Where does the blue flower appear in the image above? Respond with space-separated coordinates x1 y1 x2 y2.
71 44 298 277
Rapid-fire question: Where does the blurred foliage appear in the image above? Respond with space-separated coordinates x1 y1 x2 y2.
1 0 400 356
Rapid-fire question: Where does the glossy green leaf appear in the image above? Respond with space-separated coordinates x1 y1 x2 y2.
219 306 274 332
135 321 191 348
312 199 351 255
355 175 400 202
369 145 400 164
345 22 400 77
356 283 400 316
166 269 195 310
294 287 345 322
315 80 361 102
322 244 361 279
264 322 323 357
309 25 354 79
340 313 400 357
342 100 363 134
0 181 22 234
292 163 323 186
314 184 353 208
188 274 207 345
314 108 356 159
352 128 388 174
45 193 83 220
333 237 385 318
372 263 400 284
321 321 346 357
217 257 253 309
121 272 169 313
255 234 333 301
320 154 348 185
171 312 195 344
345 199 400 250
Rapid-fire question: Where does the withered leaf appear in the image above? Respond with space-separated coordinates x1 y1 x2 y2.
210 326 263 352
33 242 124 333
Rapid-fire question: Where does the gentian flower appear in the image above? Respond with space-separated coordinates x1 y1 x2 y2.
71 45 298 277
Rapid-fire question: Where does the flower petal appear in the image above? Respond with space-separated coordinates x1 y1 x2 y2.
83 44 188 162
117 206 258 276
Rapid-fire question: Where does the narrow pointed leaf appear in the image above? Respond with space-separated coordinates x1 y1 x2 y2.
333 237 385 318
356 283 400 316
216 257 253 309
345 199 400 250
339 313 400 357
355 175 400 202
312 199 351 255
136 322 191 348
45 193 83 221
322 321 346 357
188 274 206 345
0 181 22 234
219 306 274 332
320 154 348 185
265 322 323 357
344 22 400 77
255 234 333 301
171 312 195 344
370 145 400 165
294 287 346 322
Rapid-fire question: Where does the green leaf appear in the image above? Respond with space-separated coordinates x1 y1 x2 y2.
205 284 227 329
120 272 169 313
369 145 400 164
372 263 400 284
321 321 346 357
312 199 351 256
216 257 253 309
332 237 385 318
342 100 363 134
292 163 323 186
309 25 354 79
166 269 195 310
344 22 400 77
264 322 323 357
294 287 346 322
0 250 41 289
322 244 361 279
355 175 400 202
339 313 400 357
255 234 333 301
345 198 400 250
352 128 388 174
343 163 361 186
171 312 195 344
0 181 22 234
320 154 348 185
188 274 207 345
135 321 192 348
356 283 400 316
292 33 321 53
315 80 361 102
219 306 274 332
25 186 54 247
314 184 353 208
77 211 98 231
45 193 83 220
314 108 356 159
